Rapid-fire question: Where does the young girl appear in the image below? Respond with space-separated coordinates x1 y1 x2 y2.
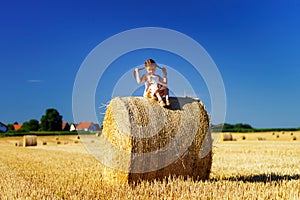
134 59 170 107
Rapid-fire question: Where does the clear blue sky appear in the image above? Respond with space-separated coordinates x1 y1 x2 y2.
0 0 299 128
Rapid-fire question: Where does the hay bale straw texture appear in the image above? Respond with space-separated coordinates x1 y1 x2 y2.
221 133 233 141
23 135 37 147
100 96 212 184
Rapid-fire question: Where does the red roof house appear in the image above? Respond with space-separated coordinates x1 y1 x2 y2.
13 124 23 131
76 122 101 132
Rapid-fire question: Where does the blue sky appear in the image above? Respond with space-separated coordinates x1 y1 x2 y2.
0 0 299 128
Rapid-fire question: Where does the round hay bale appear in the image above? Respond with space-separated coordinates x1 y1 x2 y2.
42 141 47 145
292 136 297 141
23 135 37 147
290 132 294 136
77 135 80 140
221 133 233 141
15 141 23 147
57 141 61 144
99 96 212 184
241 135 246 140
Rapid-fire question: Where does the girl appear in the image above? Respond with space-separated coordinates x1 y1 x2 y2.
134 59 170 107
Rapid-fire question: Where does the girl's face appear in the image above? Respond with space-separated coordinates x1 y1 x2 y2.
146 65 156 75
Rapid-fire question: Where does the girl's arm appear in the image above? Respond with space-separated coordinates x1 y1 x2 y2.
158 67 168 85
134 67 146 84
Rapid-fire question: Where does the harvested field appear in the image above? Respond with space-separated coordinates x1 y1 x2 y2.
0 134 299 199
215 131 300 142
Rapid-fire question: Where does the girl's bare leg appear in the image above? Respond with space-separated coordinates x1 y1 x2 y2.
165 94 170 106
164 87 170 106
156 93 165 107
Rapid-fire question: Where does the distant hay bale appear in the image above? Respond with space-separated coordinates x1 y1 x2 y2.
281 131 285 134
42 141 47 145
23 135 37 147
290 132 294 136
15 141 23 147
272 132 275 135
276 135 280 138
221 133 233 141
64 141 68 145
241 135 246 140
100 96 212 184
74 140 79 144
292 136 297 141
55 137 59 140
77 135 80 140
57 141 61 144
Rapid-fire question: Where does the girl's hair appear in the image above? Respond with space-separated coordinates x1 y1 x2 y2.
145 59 156 67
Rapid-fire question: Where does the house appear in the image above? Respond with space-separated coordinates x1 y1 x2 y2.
0 122 8 133
76 122 101 132
62 122 70 131
13 124 23 131
70 123 76 132
94 123 101 131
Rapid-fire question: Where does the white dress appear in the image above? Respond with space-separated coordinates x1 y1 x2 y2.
143 74 167 97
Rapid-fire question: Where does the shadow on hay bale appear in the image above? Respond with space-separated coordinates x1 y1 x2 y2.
99 96 212 184
23 135 37 147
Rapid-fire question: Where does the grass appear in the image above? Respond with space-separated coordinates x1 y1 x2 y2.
0 133 299 199
0 131 80 137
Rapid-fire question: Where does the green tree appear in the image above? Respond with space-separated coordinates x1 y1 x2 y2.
234 123 253 130
62 122 70 131
40 108 63 131
7 124 15 131
222 123 234 130
20 119 40 132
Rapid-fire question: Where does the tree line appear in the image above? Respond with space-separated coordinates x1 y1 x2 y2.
211 123 300 132
6 108 65 132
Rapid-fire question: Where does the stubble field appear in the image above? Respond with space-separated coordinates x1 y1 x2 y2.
0 132 299 199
